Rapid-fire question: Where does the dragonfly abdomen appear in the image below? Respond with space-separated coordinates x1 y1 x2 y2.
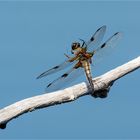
82 61 94 93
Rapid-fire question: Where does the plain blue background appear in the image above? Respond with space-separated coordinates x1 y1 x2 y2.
0 1 140 139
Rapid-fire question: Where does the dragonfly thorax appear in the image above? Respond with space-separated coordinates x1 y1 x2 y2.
78 52 93 61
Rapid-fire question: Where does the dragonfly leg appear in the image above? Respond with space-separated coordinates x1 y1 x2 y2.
64 53 70 58
79 38 87 48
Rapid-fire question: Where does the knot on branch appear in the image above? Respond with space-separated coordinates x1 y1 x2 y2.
91 81 114 98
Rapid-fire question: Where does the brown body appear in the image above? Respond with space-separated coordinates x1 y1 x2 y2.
70 43 94 93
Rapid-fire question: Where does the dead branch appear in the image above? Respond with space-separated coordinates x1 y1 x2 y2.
0 56 140 129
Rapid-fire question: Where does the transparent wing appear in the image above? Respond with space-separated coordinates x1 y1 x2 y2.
36 59 75 79
92 32 123 66
37 26 106 79
45 67 84 92
83 25 106 52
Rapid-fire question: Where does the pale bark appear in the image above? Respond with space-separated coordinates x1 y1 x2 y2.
0 56 140 129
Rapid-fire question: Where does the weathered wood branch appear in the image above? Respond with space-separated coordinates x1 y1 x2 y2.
0 56 140 129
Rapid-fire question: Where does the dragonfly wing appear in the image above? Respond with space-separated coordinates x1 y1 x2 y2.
83 25 106 51
45 67 84 92
92 32 123 66
37 26 106 79
36 59 75 79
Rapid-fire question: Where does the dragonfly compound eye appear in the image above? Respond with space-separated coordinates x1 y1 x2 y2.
71 42 80 50
71 43 76 50
77 42 80 47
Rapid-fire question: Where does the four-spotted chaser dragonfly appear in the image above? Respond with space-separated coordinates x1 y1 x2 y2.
37 25 122 97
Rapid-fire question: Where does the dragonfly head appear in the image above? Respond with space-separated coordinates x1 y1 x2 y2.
71 42 81 54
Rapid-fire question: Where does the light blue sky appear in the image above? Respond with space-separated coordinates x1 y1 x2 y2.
0 1 140 139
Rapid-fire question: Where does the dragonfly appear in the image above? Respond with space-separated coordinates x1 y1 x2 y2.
37 25 122 97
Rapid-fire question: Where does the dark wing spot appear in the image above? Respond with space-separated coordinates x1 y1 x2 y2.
47 83 52 88
90 36 94 41
114 32 119 36
62 73 68 78
101 43 106 48
54 65 59 69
